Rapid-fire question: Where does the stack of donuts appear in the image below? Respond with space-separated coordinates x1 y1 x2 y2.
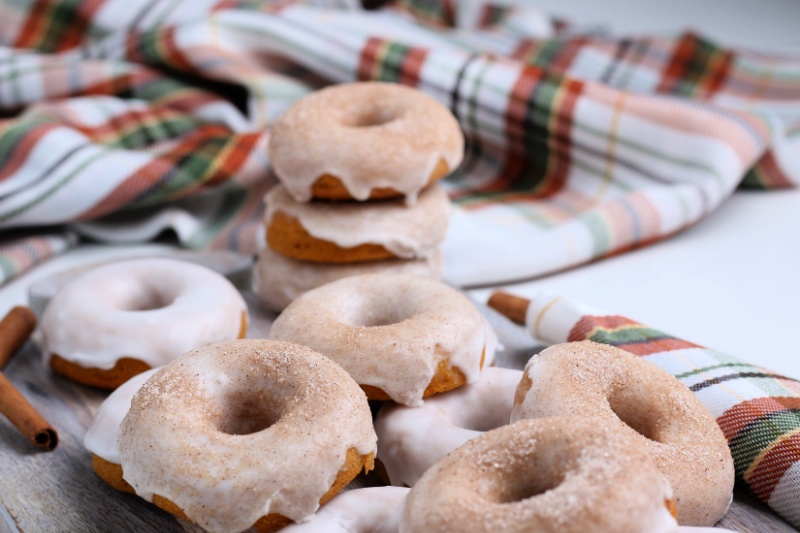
254 82 465 311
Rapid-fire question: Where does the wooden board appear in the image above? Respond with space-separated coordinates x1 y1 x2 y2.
0 294 795 532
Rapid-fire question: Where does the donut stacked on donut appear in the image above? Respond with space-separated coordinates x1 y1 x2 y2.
41 258 248 389
255 82 463 311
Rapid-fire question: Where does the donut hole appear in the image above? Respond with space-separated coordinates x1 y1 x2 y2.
121 287 172 312
339 292 416 328
495 473 565 504
214 390 282 436
346 107 397 128
609 394 661 443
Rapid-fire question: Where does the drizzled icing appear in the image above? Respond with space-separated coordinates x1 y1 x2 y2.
264 184 452 260
41 258 247 370
118 340 377 533
375 367 522 487
268 82 464 206
511 341 734 526
254 245 444 311
400 418 678 533
270 273 493 407
84 368 160 464
281 487 408 533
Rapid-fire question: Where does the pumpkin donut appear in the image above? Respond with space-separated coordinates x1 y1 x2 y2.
400 417 678 533
268 82 464 204
269 273 496 406
118 339 377 533
264 183 451 263
41 258 247 389
511 341 734 526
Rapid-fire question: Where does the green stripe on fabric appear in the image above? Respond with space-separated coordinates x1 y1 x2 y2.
674 362 761 380
728 409 800 477
0 147 110 223
586 326 674 345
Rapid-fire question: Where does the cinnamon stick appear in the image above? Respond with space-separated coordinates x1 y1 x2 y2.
487 291 531 325
0 305 57 451
0 306 37 369
0 373 58 450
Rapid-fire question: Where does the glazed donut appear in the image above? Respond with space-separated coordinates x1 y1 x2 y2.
254 246 443 312
281 487 409 533
268 82 464 204
41 258 248 389
400 417 678 533
265 183 451 263
84 368 160 493
270 273 495 406
118 339 377 533
511 341 734 526
375 367 522 487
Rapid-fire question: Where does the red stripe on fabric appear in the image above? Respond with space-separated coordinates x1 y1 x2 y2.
612 338 700 356
746 432 800 502
161 26 196 73
752 151 795 189
13 0 51 49
399 47 428 87
717 397 800 442
0 123 59 182
357 38 383 81
704 50 735 96
567 315 640 341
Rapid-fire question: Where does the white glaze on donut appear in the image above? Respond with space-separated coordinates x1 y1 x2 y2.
41 258 247 370
268 82 464 205
375 367 522 487
118 339 377 533
84 368 160 464
264 183 452 260
511 341 734 526
282 487 409 533
269 273 493 406
253 245 443 312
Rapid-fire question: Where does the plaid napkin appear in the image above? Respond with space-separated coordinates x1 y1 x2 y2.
1 0 799 285
523 292 800 527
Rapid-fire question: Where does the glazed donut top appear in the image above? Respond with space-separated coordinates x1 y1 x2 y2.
264 183 452 260
118 339 377 533
375 366 522 487
399 417 678 533
270 273 495 406
511 341 733 526
268 82 464 204
281 487 409 533
84 367 160 464
41 258 247 370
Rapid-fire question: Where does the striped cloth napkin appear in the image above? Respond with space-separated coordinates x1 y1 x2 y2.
523 292 800 527
1 0 799 285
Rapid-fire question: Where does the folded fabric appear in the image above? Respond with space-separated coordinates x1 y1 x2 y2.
522 292 800 527
0 0 798 285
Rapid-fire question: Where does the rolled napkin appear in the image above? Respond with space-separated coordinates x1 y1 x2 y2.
489 291 800 528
